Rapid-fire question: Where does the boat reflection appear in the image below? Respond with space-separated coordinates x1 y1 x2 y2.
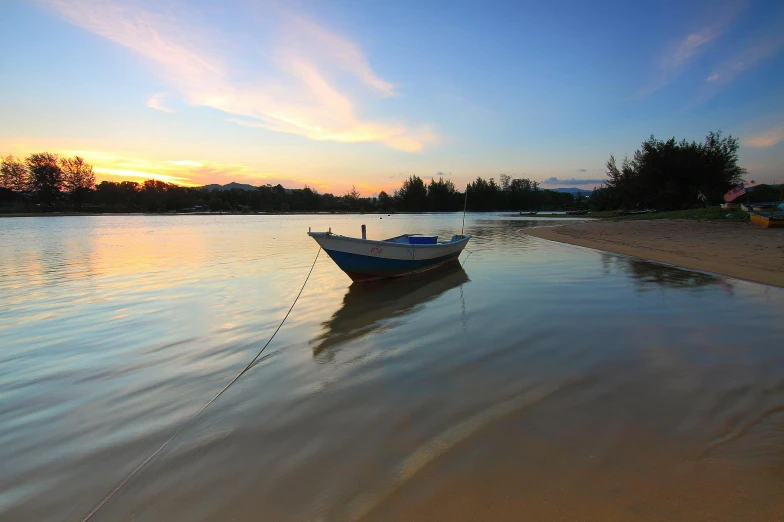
311 262 470 360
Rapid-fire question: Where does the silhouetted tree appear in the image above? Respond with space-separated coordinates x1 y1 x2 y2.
26 152 63 206
467 177 499 210
427 177 457 211
61 156 95 208
377 190 392 210
343 185 361 211
499 173 511 191
2 154 589 214
1 155 28 193
395 175 428 211
599 131 746 210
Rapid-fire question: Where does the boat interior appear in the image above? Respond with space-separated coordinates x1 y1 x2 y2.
383 234 466 245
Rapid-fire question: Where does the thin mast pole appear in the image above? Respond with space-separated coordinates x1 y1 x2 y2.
461 184 468 236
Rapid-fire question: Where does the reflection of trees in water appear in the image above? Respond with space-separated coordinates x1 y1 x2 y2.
311 263 470 361
600 253 733 293
459 218 535 252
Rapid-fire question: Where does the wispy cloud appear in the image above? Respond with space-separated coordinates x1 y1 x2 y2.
280 15 397 98
743 126 784 148
705 34 784 86
636 5 744 99
43 0 434 152
147 92 174 113
543 177 604 185
662 29 721 70
168 160 202 167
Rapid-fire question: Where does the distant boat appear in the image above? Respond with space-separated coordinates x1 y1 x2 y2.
750 212 784 228
565 210 589 215
617 209 654 215
308 227 471 283
519 211 538 216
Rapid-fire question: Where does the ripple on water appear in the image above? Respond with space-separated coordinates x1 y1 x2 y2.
1 214 783 521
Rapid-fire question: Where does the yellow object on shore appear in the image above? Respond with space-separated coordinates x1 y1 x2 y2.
750 213 784 229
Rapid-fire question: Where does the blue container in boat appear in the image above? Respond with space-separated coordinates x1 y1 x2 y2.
408 235 437 245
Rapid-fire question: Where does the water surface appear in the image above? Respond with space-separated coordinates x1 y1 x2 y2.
1 214 783 521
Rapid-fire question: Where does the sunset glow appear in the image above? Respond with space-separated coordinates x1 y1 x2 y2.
2 0 783 194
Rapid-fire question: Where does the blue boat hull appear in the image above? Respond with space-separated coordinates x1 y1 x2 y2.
324 249 462 282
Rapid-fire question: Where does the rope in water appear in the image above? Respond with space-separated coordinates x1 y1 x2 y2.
461 250 474 267
81 247 322 522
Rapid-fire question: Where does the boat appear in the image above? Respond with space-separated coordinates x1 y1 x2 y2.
565 210 589 215
617 209 654 215
519 211 538 216
750 212 784 228
308 226 471 282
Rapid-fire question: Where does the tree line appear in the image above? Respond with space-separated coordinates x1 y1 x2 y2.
590 131 781 211
388 175 576 212
6 132 770 215
1 153 578 213
1 153 96 208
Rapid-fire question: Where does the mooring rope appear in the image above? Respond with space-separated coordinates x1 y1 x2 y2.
81 247 322 522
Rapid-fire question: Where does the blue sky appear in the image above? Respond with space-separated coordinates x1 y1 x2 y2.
1 0 782 194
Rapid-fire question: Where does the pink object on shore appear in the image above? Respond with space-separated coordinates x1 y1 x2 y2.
723 183 746 202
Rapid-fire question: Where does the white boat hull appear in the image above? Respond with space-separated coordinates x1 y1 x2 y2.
308 231 471 282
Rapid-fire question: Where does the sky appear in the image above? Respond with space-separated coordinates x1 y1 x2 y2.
1 0 783 195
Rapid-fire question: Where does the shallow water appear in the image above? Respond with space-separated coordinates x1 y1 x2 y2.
1 213 783 521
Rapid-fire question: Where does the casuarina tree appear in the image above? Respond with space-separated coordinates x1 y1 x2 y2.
395 175 428 211
599 131 746 211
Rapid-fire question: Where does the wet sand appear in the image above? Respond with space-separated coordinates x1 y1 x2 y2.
527 219 784 288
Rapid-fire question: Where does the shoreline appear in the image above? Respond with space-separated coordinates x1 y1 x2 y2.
0 210 584 218
526 219 784 288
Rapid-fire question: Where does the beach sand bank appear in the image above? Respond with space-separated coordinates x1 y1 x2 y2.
526 219 784 288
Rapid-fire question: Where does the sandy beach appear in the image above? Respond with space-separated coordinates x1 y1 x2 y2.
527 219 784 288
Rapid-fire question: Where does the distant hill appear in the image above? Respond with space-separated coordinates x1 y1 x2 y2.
202 182 258 191
551 187 593 196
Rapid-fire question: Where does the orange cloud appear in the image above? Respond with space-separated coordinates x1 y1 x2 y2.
743 127 784 148
147 92 174 113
